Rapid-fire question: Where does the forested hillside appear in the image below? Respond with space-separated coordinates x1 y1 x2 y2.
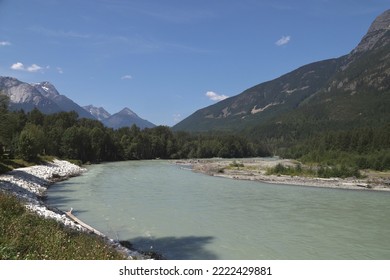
174 10 390 135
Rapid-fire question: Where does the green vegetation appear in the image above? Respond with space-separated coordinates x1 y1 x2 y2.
0 97 268 259
266 163 309 177
1 77 389 258
1 90 389 173
170 31 390 175
1 22 388 260
0 98 269 167
280 125 390 171
0 192 125 260
229 160 245 168
266 163 363 179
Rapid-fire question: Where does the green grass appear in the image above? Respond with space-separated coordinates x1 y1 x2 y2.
0 155 67 175
226 160 245 169
0 192 126 260
0 158 32 174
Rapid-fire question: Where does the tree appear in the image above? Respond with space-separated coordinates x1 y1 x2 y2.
18 124 45 161
61 126 92 162
0 94 9 157
27 108 45 126
61 126 81 160
90 127 105 162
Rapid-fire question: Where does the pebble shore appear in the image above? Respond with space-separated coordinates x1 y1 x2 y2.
0 159 147 259
177 158 390 192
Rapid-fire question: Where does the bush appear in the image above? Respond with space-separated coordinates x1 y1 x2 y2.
317 165 362 179
266 163 362 178
229 160 244 168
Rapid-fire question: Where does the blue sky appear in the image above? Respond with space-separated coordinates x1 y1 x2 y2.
0 0 388 126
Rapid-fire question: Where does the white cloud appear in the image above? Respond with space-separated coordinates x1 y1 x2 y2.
275 35 291 46
0 41 11 46
27 64 43 72
10 62 45 72
11 62 25 71
57 67 64 74
121 75 133 80
205 91 228 102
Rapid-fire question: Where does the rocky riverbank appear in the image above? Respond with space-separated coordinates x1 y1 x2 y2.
176 158 390 191
0 159 148 259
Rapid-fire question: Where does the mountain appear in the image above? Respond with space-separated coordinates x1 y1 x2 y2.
33 82 96 119
173 9 390 132
102 107 156 129
84 105 155 129
0 76 156 129
0 77 62 114
0 77 95 119
83 105 111 121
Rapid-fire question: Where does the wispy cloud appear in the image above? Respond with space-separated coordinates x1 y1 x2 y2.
121 75 133 80
11 62 45 73
99 1 215 24
275 35 291 46
0 41 11 46
137 7 215 24
57 67 64 74
173 113 182 123
29 26 91 39
29 25 209 55
205 91 229 102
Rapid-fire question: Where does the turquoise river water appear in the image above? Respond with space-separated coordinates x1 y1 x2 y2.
46 160 390 260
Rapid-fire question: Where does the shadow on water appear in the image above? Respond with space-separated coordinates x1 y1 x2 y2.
123 235 218 260
45 195 91 214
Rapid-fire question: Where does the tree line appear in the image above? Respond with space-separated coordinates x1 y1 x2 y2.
0 97 269 163
280 124 390 171
1 93 389 171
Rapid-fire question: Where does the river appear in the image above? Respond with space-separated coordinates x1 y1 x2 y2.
46 160 390 260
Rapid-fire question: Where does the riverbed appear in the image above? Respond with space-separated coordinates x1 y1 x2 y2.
46 160 390 260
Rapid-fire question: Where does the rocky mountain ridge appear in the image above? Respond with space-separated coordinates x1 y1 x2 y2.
83 105 111 121
173 9 390 132
0 76 155 129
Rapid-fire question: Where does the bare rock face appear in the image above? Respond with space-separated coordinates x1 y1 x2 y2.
0 77 61 113
83 105 111 121
352 9 390 54
33 81 61 99
367 9 390 33
0 77 95 118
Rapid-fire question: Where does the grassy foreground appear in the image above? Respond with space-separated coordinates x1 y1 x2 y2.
0 192 126 260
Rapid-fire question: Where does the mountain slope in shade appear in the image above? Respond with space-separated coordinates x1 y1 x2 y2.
174 58 340 131
173 9 390 132
102 107 156 129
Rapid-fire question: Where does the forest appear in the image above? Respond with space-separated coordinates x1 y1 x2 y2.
0 95 268 166
1 93 389 172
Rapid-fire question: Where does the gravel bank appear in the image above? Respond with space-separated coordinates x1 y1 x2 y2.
0 159 147 259
176 158 390 192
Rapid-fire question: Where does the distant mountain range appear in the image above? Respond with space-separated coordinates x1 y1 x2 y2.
84 105 155 129
173 9 390 133
0 77 155 129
